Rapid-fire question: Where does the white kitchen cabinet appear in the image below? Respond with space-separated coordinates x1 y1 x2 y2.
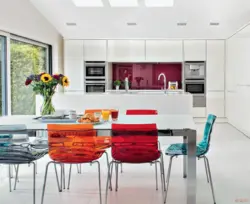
206 91 225 117
83 40 106 61
184 40 206 61
146 40 183 62
192 107 206 117
108 40 145 62
207 40 225 91
64 40 84 91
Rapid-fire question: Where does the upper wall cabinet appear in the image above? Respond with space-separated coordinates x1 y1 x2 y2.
64 40 84 91
108 40 145 62
184 40 206 61
207 40 225 91
146 40 183 62
83 40 106 61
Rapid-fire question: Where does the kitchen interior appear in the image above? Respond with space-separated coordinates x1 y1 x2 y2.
65 39 221 118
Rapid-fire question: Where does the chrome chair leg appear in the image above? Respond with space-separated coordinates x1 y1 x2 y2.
41 161 56 204
54 163 62 192
31 162 36 204
115 163 119 191
67 164 72 190
120 163 123 173
14 164 20 190
76 164 80 173
160 153 166 191
35 161 38 174
104 151 112 190
155 160 165 204
92 161 102 204
165 156 174 203
203 157 209 183
155 162 158 190
9 165 12 192
204 156 216 204
79 164 82 174
105 161 114 204
109 162 114 191
62 164 66 189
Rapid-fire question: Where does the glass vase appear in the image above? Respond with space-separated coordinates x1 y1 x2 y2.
41 95 55 115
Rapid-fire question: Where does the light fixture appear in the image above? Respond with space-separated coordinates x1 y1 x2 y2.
72 0 103 7
109 0 138 7
210 22 220 26
127 22 137 26
177 22 187 26
66 22 77 26
145 0 174 7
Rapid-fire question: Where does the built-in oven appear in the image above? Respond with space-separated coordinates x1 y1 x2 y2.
85 80 106 93
184 61 206 80
85 61 106 78
185 79 206 107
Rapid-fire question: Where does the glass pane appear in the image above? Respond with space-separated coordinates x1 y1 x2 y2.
0 37 3 115
10 39 47 115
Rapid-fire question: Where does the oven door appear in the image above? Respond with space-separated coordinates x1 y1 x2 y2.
85 66 105 77
185 80 205 95
85 82 106 93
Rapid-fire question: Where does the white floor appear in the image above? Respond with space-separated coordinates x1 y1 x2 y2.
0 123 250 204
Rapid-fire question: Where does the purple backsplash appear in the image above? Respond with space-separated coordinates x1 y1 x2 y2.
112 63 182 90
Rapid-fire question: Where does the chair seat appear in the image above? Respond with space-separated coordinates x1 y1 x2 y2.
165 143 206 156
113 149 161 163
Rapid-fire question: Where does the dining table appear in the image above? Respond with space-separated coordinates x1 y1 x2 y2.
0 114 197 204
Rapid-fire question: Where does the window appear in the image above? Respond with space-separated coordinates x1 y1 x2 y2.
10 37 49 115
0 36 7 116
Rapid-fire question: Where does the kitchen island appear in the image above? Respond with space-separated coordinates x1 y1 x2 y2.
36 90 193 115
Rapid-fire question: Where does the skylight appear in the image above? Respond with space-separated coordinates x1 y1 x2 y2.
72 0 104 7
145 0 174 7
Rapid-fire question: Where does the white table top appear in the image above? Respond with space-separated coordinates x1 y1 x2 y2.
0 114 196 131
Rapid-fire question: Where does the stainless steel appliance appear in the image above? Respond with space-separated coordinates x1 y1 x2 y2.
85 61 106 78
185 79 206 107
85 80 106 93
184 61 206 79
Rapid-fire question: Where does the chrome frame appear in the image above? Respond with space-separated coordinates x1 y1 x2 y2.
105 152 166 204
164 155 216 204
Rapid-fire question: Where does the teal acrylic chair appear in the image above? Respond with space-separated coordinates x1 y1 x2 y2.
164 114 217 204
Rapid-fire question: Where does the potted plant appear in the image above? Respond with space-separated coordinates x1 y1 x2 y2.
114 80 121 90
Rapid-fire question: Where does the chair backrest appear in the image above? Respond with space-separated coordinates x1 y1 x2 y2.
111 124 159 163
126 109 158 115
47 124 103 163
198 114 217 153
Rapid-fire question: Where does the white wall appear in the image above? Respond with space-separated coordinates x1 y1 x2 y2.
0 0 63 186
0 0 63 73
226 32 250 136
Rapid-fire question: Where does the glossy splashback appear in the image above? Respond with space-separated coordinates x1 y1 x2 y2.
112 63 182 90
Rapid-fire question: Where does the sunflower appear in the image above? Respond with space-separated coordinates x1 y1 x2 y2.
62 76 69 87
41 73 52 83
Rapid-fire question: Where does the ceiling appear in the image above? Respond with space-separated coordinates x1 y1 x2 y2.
30 0 250 39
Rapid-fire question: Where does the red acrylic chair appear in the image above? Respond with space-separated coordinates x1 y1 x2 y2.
105 124 166 204
41 124 109 204
126 109 158 115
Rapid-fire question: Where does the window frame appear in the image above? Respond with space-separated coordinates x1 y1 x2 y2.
0 32 53 115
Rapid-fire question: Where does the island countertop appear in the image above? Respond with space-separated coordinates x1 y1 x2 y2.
36 91 193 115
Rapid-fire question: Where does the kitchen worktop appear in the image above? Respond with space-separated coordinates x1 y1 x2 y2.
36 91 193 115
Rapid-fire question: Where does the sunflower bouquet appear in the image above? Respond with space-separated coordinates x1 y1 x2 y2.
25 73 69 115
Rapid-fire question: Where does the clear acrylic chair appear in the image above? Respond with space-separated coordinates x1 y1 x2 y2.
164 114 217 204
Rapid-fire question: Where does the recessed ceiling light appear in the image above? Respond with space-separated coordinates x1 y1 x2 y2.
210 22 220 26
145 0 174 7
127 22 137 26
66 22 77 26
109 0 138 7
177 22 187 26
72 0 103 7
